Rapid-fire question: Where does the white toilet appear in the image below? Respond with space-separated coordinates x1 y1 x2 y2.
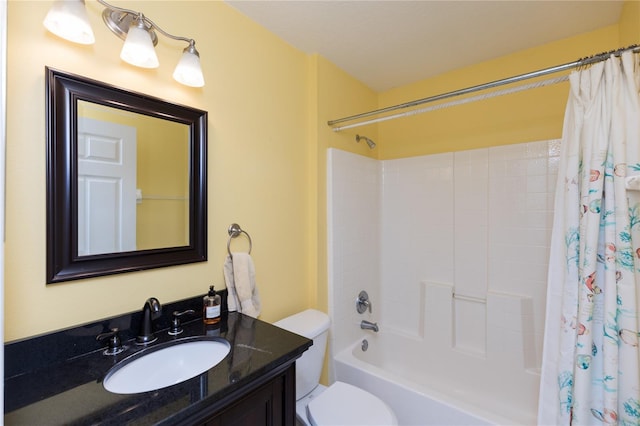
274 309 397 426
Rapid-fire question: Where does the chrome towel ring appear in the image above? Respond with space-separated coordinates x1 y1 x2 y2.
227 223 252 257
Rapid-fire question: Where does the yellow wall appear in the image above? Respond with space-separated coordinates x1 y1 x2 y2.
305 53 378 383
135 116 189 250
5 1 310 341
6 0 639 345
376 0 640 160
376 25 622 159
620 0 640 46
308 54 379 313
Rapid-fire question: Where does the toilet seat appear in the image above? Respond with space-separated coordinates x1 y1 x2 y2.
306 381 397 426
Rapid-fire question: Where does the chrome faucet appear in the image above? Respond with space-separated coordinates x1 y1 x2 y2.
360 320 379 332
136 297 162 345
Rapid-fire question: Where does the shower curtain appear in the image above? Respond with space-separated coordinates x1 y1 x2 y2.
539 51 640 425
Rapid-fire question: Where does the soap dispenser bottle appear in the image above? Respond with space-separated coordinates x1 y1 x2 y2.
203 285 221 325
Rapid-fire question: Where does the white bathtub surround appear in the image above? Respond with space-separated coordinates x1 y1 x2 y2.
539 51 640 425
326 150 381 353
328 140 559 425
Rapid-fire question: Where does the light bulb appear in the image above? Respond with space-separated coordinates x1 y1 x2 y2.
120 18 159 69
43 0 95 45
173 45 205 87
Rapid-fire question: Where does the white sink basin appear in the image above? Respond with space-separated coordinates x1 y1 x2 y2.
103 338 231 394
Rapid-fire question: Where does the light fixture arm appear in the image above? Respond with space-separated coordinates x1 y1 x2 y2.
96 0 136 19
140 14 193 45
97 0 195 46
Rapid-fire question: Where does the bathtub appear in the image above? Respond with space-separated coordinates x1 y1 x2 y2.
333 332 539 425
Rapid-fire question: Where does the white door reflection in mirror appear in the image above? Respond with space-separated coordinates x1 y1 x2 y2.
78 118 137 256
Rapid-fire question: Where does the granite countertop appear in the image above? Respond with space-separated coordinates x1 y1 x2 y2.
4 301 311 426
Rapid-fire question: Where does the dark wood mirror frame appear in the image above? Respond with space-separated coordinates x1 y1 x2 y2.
46 67 207 283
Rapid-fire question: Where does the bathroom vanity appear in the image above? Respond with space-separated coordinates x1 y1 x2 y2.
4 296 312 425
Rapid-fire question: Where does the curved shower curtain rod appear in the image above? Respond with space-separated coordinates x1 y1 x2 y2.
328 44 640 132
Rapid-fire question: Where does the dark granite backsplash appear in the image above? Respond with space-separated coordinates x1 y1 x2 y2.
5 291 228 379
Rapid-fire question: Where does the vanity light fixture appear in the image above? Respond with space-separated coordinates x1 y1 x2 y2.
43 0 205 87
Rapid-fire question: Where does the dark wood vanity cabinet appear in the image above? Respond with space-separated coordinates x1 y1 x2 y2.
194 363 297 426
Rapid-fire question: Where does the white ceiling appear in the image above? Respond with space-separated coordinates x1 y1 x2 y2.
225 1 625 92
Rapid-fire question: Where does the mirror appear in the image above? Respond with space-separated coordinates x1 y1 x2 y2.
77 101 190 254
46 67 207 283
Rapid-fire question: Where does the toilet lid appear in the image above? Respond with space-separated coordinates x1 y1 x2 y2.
307 381 397 426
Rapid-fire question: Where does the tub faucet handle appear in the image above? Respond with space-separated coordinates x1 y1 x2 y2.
356 290 372 314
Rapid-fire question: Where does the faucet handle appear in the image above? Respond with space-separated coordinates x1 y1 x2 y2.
356 291 372 314
96 328 125 355
169 310 196 336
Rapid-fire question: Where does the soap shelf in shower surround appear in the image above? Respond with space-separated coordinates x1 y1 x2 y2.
452 292 486 304
421 281 536 369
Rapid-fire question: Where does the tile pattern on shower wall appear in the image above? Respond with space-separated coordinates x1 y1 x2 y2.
454 148 488 299
487 140 560 367
380 139 559 367
380 153 454 334
327 149 381 357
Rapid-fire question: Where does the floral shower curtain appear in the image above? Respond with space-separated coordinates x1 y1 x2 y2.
539 51 640 425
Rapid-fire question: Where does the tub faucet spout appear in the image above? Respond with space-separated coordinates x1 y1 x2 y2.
360 320 379 332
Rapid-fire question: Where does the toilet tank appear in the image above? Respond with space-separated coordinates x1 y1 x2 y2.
273 309 330 399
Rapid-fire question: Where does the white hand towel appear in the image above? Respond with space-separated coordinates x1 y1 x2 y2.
224 253 261 318
233 252 261 318
223 255 239 312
